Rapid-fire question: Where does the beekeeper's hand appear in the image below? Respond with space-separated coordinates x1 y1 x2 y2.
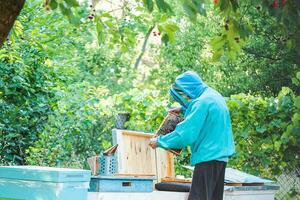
149 137 158 149
168 106 181 115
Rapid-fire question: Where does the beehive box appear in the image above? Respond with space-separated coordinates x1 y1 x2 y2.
0 166 91 200
89 175 155 192
112 129 175 182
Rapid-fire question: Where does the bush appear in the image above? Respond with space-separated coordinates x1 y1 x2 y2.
0 44 58 165
26 83 114 168
227 88 297 178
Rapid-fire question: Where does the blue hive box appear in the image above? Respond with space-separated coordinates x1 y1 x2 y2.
0 166 91 200
89 175 155 192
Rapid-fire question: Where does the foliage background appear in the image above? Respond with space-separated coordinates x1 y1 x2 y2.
0 0 299 198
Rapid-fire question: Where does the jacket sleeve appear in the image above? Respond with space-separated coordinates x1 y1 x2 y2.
157 99 209 149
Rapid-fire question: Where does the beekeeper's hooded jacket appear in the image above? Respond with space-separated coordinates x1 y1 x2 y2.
157 71 235 165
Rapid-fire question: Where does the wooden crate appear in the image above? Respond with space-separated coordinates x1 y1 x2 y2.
112 129 175 182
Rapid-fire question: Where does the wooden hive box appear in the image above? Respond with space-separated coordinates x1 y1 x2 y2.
112 129 175 182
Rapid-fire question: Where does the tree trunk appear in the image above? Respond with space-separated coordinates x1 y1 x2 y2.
0 0 26 47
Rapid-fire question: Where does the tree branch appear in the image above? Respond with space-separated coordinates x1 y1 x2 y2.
134 25 155 69
243 47 282 61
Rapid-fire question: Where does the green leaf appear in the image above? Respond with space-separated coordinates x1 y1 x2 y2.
68 11 79 24
101 12 113 19
104 20 114 28
292 77 300 86
219 0 231 15
212 49 224 61
295 96 300 109
157 25 164 33
159 14 168 23
183 0 197 22
210 35 226 50
143 0 154 12
160 23 179 43
165 23 179 33
64 0 79 7
96 21 103 33
49 0 58 10
256 126 267 133
59 3 71 16
59 3 78 24
292 113 300 123
193 0 206 16
161 34 169 44
120 44 129 52
274 141 281 151
235 20 253 39
229 0 239 12
286 39 292 49
155 0 172 13
96 21 105 46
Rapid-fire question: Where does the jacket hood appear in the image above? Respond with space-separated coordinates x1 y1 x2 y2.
170 71 208 108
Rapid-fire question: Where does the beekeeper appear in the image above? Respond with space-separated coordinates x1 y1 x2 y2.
149 71 235 200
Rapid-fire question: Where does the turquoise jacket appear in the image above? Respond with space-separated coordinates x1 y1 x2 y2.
157 71 235 165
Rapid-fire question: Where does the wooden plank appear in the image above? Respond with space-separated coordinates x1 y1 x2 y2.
161 177 192 184
167 152 174 177
122 130 154 138
156 148 175 182
112 129 125 174
225 183 243 186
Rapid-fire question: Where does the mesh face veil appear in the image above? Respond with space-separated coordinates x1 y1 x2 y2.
170 84 191 109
